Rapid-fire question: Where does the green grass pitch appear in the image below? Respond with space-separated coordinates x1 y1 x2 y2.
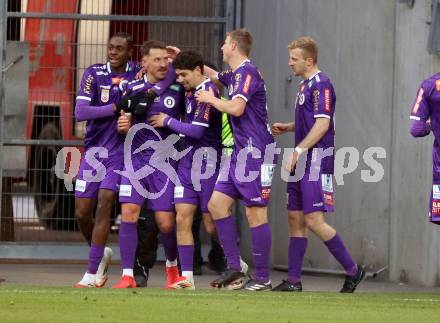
1 286 439 323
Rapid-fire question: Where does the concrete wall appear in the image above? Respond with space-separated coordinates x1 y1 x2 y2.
390 0 440 286
241 0 440 286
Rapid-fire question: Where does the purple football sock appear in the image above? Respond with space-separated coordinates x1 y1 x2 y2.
178 245 194 272
214 216 241 271
288 237 308 284
87 244 105 274
160 230 178 262
119 222 138 270
250 223 271 284
324 233 357 276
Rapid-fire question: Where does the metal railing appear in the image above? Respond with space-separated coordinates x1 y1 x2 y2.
0 0 239 251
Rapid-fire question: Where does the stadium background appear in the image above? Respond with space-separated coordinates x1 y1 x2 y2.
0 0 439 288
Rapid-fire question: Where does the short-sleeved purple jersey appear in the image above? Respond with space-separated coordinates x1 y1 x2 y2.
410 72 440 180
124 75 185 156
183 78 222 151
76 61 138 155
217 60 274 161
294 71 336 173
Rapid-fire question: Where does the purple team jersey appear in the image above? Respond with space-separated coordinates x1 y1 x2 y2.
215 61 276 207
174 79 222 211
410 72 440 223
294 71 336 174
76 61 139 156
118 75 184 210
182 79 222 152
74 61 138 198
123 75 185 157
217 60 274 162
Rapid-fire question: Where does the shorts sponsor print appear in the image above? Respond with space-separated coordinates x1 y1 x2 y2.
214 159 275 207
287 173 335 214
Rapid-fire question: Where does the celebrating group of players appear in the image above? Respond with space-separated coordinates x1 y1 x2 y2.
72 28 366 292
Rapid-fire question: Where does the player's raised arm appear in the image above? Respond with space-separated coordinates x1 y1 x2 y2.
195 90 245 117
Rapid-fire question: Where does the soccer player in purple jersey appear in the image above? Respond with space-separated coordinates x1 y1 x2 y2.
112 40 185 289
410 73 440 224
149 50 223 289
195 29 276 291
73 32 144 288
271 36 365 293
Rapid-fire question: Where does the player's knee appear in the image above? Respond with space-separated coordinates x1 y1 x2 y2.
288 213 305 229
176 213 191 232
208 199 224 218
158 221 174 234
74 208 89 222
96 192 115 213
121 206 139 223
304 215 323 231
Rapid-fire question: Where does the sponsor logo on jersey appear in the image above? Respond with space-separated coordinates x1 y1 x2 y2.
412 87 424 114
203 106 211 121
261 164 275 187
313 89 320 111
322 174 334 192
433 185 440 199
84 74 94 95
261 188 271 200
75 179 86 192
313 202 324 207
432 199 440 215
170 84 181 92
324 89 331 112
164 96 176 109
243 74 252 94
233 73 241 93
174 186 184 198
119 185 132 197
324 193 334 206
100 87 110 103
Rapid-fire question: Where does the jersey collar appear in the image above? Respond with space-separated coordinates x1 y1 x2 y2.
232 59 251 72
106 62 130 74
195 78 211 91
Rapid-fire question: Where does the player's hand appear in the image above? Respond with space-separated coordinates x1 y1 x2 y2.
149 112 168 128
134 89 157 117
114 91 146 114
286 151 299 173
272 122 291 136
135 66 146 80
195 89 215 105
117 110 131 134
166 45 181 62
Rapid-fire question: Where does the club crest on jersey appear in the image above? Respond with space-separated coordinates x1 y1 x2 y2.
164 96 176 109
228 84 234 96
186 102 192 114
298 93 305 105
100 86 110 103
